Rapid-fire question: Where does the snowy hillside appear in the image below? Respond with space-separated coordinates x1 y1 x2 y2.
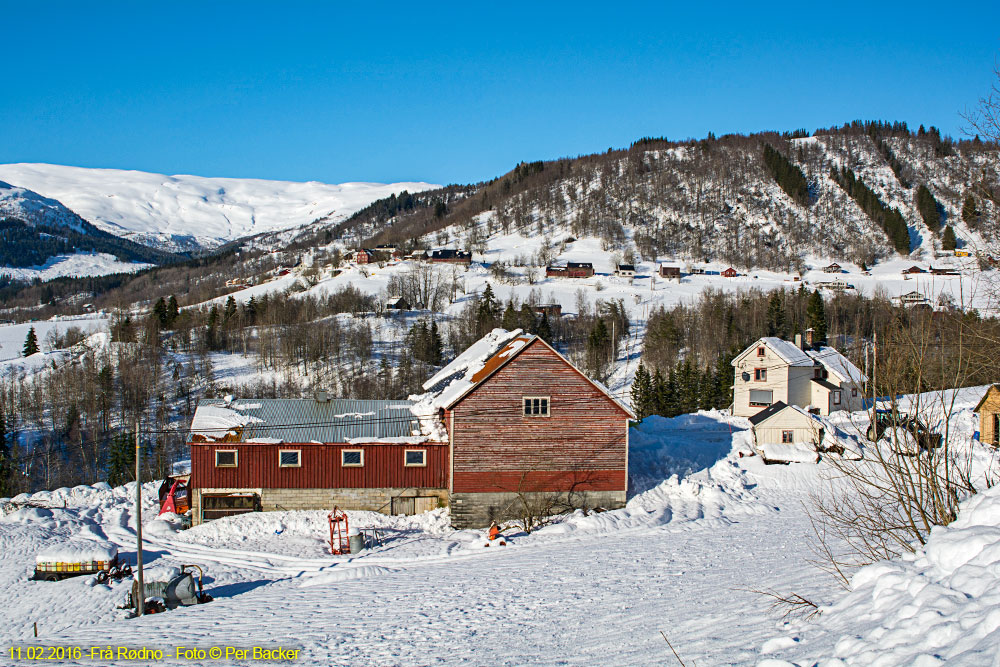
0 180 91 234
0 163 439 251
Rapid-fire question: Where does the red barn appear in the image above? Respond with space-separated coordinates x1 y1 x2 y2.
187 330 632 528
546 262 594 278
722 267 739 278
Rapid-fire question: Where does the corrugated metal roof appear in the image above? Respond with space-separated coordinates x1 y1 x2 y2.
191 398 420 443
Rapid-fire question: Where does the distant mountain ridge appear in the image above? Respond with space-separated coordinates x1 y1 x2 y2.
0 180 178 272
0 163 439 252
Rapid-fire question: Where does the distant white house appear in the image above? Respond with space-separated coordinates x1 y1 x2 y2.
614 263 636 278
749 402 822 463
731 335 866 418
895 291 929 307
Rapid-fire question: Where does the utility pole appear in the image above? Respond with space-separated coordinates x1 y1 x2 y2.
135 420 144 617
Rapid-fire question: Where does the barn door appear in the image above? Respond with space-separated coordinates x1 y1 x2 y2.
414 497 438 514
391 497 415 516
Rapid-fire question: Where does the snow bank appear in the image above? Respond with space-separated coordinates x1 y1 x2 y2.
770 483 1000 665
299 565 398 587
36 541 117 564
758 441 819 464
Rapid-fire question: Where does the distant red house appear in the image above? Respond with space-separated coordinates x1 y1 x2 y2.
546 262 594 278
533 303 562 319
659 265 681 280
722 267 739 278
187 331 633 528
354 249 374 264
902 265 925 275
430 249 472 265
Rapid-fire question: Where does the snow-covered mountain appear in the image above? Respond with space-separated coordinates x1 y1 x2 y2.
0 180 91 234
0 163 439 252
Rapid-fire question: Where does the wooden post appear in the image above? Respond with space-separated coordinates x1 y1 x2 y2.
135 421 144 617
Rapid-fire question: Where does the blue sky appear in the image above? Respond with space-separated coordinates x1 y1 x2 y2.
3 2 999 185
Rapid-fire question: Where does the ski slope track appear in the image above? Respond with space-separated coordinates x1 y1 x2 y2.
0 164 438 251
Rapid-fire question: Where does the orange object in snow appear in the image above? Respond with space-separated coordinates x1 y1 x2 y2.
328 507 350 555
158 478 190 516
488 523 500 541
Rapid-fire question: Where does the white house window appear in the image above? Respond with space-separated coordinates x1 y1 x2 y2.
754 368 767 382
851 388 858 397
404 449 426 467
341 449 364 467
278 450 301 467
749 389 772 407
523 397 550 417
832 391 842 405
781 430 794 443
215 450 237 467
757 346 766 357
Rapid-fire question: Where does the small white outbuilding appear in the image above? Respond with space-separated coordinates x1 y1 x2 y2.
748 401 823 463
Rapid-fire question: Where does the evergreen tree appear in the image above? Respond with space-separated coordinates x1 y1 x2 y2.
536 312 552 342
941 225 957 251
652 368 668 416
223 296 238 324
22 326 38 357
475 283 501 336
586 318 612 379
152 297 168 327
428 321 443 365
518 304 539 333
762 144 810 206
915 185 941 232
766 291 786 337
106 430 136 488
500 302 519 330
166 295 180 325
961 194 980 228
630 364 654 420
806 290 828 345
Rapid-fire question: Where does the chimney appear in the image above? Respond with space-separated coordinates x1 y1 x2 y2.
794 333 803 350
805 328 814 348
314 390 329 403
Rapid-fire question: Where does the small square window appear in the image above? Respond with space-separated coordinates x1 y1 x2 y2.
851 388 858 397
757 347 766 357
404 450 426 467
278 450 301 467
781 430 794 444
215 450 237 467
754 368 767 382
523 397 550 417
341 449 364 467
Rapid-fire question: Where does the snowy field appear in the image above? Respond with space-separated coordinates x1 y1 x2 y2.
2 390 997 666
0 316 108 367
0 253 153 282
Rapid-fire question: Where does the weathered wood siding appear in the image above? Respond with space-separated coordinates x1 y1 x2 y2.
450 340 628 493
190 442 448 490
979 387 1000 446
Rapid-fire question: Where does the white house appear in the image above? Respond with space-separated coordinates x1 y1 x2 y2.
748 402 822 463
731 335 866 418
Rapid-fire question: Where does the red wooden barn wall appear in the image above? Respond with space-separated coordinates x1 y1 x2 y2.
450 340 628 493
190 442 448 489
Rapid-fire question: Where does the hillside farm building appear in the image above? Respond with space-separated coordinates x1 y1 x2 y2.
546 262 594 278
823 263 842 273
615 263 635 278
749 402 822 463
659 265 681 280
430 249 472 265
722 267 739 278
976 385 1000 447
188 330 633 528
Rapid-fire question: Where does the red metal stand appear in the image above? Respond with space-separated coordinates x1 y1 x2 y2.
328 507 350 555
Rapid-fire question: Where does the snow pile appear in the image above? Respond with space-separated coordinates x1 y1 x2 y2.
189 405 263 441
299 565 398 587
765 479 1000 665
758 441 819 464
36 541 117 564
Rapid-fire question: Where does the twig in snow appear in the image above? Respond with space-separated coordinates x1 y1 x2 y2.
660 631 693 666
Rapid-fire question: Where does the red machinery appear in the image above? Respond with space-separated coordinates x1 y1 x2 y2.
328 507 350 555
158 477 190 516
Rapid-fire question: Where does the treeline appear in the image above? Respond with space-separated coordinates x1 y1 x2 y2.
830 166 910 253
0 217 179 269
915 185 942 232
762 144 810 206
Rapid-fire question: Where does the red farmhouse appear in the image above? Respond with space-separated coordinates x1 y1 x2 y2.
187 330 633 528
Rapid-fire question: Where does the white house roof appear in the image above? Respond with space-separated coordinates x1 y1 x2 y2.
733 337 814 367
808 346 867 384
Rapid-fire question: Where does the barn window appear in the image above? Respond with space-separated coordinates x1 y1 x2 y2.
781 430 794 443
757 346 766 357
749 390 772 407
278 450 301 467
852 388 858 397
523 397 550 417
404 449 426 467
754 368 767 382
215 450 237 467
341 449 364 467
832 390 842 405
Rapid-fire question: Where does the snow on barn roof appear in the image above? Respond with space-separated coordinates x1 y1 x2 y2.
808 346 867 384
189 398 422 444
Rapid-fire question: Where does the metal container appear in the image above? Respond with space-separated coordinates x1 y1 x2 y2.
348 534 364 554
